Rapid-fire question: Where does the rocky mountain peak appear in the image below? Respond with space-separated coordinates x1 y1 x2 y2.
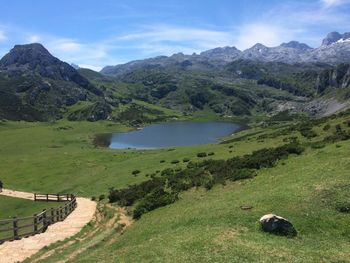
0 43 59 68
0 43 102 95
280 41 312 50
322 31 350 46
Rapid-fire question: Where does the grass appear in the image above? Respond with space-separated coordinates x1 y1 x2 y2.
0 195 62 219
0 195 63 241
0 119 281 197
1 110 350 262
32 137 350 262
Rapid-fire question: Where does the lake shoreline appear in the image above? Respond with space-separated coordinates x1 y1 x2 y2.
94 121 246 150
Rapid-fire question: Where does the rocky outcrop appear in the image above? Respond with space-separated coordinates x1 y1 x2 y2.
260 214 297 237
316 64 350 93
322 32 350 46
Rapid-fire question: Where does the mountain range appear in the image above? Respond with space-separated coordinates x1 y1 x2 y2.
0 31 349 122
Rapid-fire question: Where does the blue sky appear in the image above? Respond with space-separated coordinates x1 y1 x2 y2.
0 0 350 70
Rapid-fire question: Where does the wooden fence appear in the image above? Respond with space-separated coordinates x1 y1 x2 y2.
0 194 77 244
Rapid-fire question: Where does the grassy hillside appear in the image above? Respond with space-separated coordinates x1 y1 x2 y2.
0 195 62 219
55 141 349 263
0 119 267 196
5 109 348 262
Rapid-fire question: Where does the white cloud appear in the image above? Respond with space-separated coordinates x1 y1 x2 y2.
234 24 296 50
78 64 103 71
1 0 350 69
321 0 350 8
27 34 41 43
0 30 6 42
50 39 82 52
117 25 235 55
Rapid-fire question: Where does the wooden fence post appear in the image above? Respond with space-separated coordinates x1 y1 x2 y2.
61 206 64 220
42 209 47 231
64 205 68 219
56 208 59 222
34 193 36 201
33 214 38 233
50 208 55 224
46 194 48 202
13 217 19 240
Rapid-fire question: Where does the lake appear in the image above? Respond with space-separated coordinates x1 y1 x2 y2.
96 121 243 149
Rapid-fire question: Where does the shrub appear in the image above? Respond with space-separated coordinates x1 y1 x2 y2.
109 141 305 219
204 179 215 190
310 142 326 149
336 202 350 213
0 180 3 191
323 124 331 131
171 160 180 164
183 158 190 163
133 189 178 219
299 125 317 139
197 152 207 158
91 196 96 201
160 160 165 163
99 194 105 201
132 170 141 176
108 177 166 206
208 152 215 156
324 124 350 143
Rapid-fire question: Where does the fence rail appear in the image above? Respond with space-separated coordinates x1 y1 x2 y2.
0 194 77 244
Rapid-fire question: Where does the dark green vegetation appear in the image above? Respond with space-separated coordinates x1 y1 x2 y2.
1 43 349 124
109 141 304 219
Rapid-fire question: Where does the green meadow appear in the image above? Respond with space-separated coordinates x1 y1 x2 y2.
0 195 61 219
1 110 350 262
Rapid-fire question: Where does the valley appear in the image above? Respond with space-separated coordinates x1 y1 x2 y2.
0 25 350 262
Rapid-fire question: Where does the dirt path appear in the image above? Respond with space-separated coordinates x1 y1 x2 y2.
28 204 133 263
0 188 35 200
0 189 96 263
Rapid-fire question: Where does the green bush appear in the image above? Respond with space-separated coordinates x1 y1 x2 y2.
133 189 178 219
171 160 180 164
299 125 317 139
336 202 350 213
183 158 190 163
109 141 305 219
108 177 166 206
132 170 141 176
324 124 350 143
323 124 331 131
310 142 326 149
208 152 215 156
197 152 207 158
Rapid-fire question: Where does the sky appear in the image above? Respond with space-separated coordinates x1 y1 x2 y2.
0 0 350 70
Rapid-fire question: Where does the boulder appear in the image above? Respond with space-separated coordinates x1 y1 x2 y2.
259 214 297 237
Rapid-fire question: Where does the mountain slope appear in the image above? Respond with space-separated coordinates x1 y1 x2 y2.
0 44 109 121
101 31 350 76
